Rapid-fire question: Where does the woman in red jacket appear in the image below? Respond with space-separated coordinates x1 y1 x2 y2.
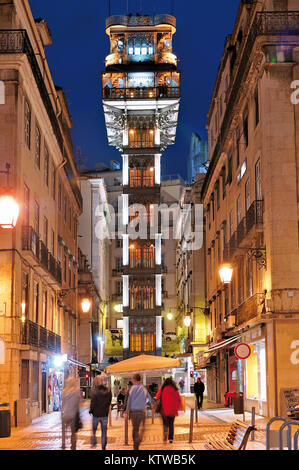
155 377 181 443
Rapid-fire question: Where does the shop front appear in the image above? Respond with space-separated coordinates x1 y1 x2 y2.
241 325 267 416
266 318 299 417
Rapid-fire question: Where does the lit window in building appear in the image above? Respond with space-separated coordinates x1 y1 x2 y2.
130 331 142 351
134 47 141 55
144 332 155 351
24 99 31 149
128 47 134 55
141 47 147 55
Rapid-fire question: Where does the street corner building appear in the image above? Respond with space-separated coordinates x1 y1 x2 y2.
201 0 299 418
0 0 90 425
101 12 180 359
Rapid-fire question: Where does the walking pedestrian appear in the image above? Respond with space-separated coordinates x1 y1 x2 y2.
61 377 81 450
194 376 205 410
178 377 185 394
123 373 153 450
155 377 181 444
89 374 112 450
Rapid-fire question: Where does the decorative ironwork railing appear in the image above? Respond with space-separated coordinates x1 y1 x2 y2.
103 87 180 100
22 320 61 352
235 293 264 326
105 14 176 29
224 200 263 257
22 226 62 285
246 200 263 233
237 217 247 245
39 240 49 270
22 226 39 258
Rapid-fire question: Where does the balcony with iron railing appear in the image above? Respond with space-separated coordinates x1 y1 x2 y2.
106 14 176 30
235 293 265 327
223 200 264 260
22 225 39 259
22 226 62 286
103 86 180 100
21 319 61 353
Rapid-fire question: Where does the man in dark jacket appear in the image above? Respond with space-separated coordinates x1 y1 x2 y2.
194 377 205 410
89 373 112 450
123 374 152 450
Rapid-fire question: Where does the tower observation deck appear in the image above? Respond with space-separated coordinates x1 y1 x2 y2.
102 13 181 358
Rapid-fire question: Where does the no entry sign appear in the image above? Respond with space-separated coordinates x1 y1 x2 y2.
234 343 251 360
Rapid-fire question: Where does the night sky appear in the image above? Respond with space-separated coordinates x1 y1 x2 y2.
28 0 239 180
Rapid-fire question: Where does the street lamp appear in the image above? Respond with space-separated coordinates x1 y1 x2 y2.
184 313 192 328
219 264 233 285
81 298 91 313
0 194 20 229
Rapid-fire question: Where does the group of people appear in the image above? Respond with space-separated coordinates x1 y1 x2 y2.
60 373 205 451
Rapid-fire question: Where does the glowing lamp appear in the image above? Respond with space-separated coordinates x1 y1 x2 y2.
149 167 154 172
21 302 26 323
129 129 135 134
0 194 19 228
184 314 191 327
114 304 123 313
81 298 91 313
167 312 173 320
129 244 135 249
219 265 233 284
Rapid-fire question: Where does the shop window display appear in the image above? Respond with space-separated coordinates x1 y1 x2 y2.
245 340 266 401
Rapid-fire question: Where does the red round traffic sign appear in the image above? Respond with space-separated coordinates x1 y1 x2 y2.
234 343 251 360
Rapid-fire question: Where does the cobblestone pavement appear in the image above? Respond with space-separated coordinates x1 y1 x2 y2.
0 401 268 451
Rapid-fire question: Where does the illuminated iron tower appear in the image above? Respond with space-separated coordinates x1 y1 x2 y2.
102 13 180 358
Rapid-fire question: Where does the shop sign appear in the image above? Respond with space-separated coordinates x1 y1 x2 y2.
234 342 251 360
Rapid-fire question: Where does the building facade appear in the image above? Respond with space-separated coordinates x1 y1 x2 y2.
187 133 209 184
0 0 82 423
175 175 208 364
102 13 180 358
202 0 299 416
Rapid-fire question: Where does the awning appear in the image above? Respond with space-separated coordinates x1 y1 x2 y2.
205 334 242 353
105 354 181 376
67 357 87 369
195 334 242 368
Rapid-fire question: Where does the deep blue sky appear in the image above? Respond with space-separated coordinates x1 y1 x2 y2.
29 0 239 180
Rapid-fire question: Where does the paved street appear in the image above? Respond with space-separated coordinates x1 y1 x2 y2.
0 399 268 451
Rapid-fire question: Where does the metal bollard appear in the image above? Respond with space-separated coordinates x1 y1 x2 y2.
152 406 155 424
251 407 255 441
195 406 198 423
109 406 112 427
189 409 194 443
124 416 129 445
